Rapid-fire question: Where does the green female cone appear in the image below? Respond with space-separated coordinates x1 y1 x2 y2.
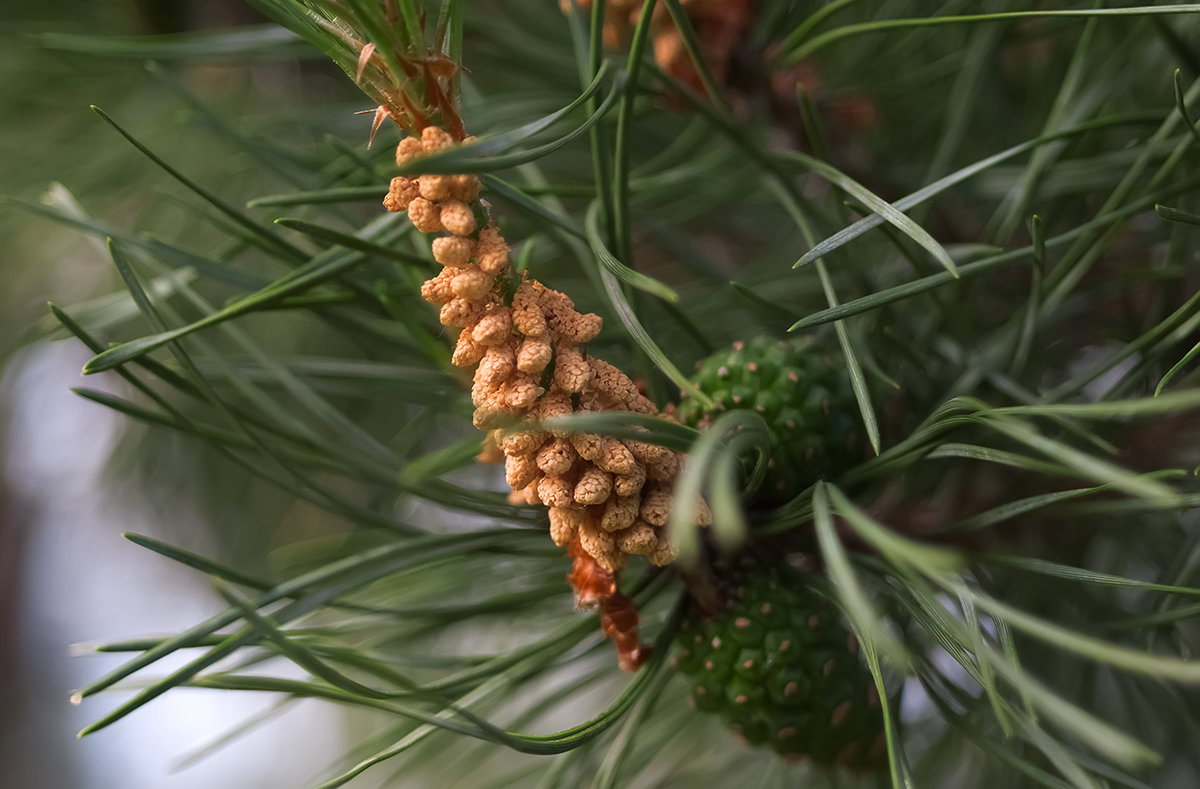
674 563 887 768
675 337 883 764
678 336 864 504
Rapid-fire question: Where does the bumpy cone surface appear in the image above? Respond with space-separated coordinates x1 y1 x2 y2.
674 563 887 767
385 126 717 669
678 336 863 503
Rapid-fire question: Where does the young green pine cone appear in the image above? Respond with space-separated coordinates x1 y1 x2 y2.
674 561 887 768
678 336 865 503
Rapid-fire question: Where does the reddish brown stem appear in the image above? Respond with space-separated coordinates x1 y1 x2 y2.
567 536 651 671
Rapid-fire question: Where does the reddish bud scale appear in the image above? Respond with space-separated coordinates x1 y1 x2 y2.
568 537 650 670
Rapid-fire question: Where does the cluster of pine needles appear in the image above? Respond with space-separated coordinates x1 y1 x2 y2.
15 1 1200 787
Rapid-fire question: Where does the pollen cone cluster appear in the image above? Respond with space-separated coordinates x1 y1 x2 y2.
384 127 709 668
560 0 751 93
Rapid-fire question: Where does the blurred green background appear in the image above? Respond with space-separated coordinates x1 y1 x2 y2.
0 3 365 786
6 3 1200 787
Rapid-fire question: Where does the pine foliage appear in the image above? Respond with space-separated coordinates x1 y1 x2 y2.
19 1 1200 787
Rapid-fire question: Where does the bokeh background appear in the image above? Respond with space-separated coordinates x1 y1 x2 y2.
1 3 367 785
6 3 1200 788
